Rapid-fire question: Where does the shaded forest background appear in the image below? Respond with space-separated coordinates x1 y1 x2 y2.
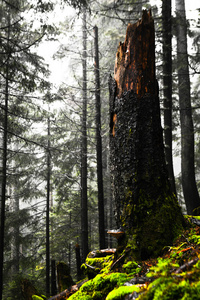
0 0 199 299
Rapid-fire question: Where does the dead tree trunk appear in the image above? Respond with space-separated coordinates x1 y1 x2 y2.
109 10 184 260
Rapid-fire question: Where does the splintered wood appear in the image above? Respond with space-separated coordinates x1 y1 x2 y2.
114 10 156 99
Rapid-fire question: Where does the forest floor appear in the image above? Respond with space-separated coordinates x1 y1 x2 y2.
43 216 200 300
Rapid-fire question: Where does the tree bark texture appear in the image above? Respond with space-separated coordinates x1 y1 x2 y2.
94 25 106 249
162 0 177 195
81 7 89 261
109 10 184 260
51 260 57 296
46 116 51 297
0 16 10 300
176 0 200 215
57 262 74 293
21 279 41 300
75 243 82 281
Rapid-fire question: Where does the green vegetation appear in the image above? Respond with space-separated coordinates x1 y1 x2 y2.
68 273 134 300
122 261 141 275
67 217 200 300
32 296 45 300
106 285 140 300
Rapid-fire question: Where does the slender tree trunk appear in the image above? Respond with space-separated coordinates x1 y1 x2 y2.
175 0 200 214
109 10 184 260
0 16 10 300
93 25 106 250
46 116 51 297
75 244 82 281
51 260 57 296
81 7 89 261
12 187 20 275
162 0 176 195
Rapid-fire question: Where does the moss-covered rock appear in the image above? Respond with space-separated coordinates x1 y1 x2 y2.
82 252 115 278
32 296 45 300
122 261 141 275
106 285 140 300
68 273 133 300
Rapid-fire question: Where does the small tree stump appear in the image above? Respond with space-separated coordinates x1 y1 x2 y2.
57 262 74 293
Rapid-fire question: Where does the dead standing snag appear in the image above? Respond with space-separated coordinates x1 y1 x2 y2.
109 10 184 260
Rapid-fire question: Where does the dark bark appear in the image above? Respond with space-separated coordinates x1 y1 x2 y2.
94 25 106 249
46 116 51 297
56 262 74 293
0 16 10 300
109 10 184 260
81 7 89 261
75 244 82 281
51 260 57 296
162 0 176 195
176 0 200 215
20 279 40 300
11 190 20 275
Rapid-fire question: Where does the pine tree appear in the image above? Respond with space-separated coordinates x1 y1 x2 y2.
175 0 200 214
0 1 53 298
94 25 106 249
162 0 176 195
81 7 89 261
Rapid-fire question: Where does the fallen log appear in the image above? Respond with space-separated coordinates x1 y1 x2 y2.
47 279 88 300
87 248 116 258
174 257 199 274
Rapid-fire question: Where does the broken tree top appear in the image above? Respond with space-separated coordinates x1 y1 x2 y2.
114 10 156 99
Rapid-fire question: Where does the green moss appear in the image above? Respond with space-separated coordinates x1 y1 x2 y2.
189 233 200 245
139 278 200 300
68 291 93 300
146 257 179 277
32 296 44 300
122 261 141 275
84 254 114 276
106 285 140 300
68 272 132 300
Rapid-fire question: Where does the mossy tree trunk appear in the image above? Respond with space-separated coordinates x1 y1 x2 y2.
109 10 184 260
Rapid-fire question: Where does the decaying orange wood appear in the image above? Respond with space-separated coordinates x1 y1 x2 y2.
112 113 117 137
114 10 156 99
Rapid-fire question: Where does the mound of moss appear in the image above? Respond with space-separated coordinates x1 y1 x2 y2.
68 273 134 300
67 216 200 300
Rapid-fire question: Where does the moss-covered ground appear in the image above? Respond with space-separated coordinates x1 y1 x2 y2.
68 216 200 300
34 216 200 300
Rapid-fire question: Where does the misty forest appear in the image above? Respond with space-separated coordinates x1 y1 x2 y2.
0 0 200 299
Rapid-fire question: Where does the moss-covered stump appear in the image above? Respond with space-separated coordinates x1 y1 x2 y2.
21 279 45 300
57 262 74 292
82 250 116 279
109 10 185 260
